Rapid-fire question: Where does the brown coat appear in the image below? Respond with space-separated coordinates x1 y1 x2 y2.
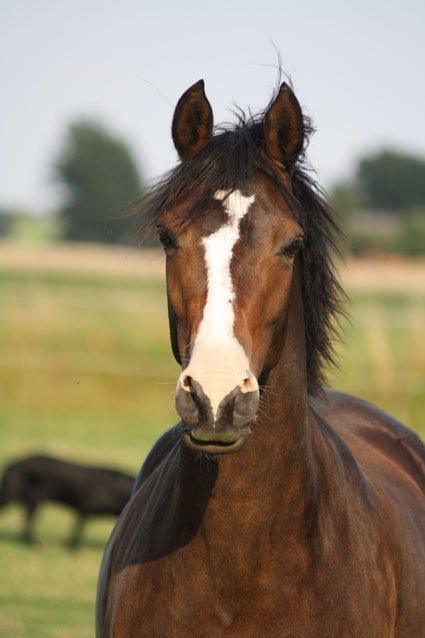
97 306 425 637
96 80 425 637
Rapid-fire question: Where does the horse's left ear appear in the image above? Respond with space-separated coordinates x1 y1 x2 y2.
172 80 214 159
263 83 304 171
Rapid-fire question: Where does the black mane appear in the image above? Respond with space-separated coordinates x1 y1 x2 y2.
135 107 345 394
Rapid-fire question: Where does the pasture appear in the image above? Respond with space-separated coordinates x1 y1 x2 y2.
0 242 424 637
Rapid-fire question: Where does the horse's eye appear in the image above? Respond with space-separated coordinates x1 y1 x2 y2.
279 238 303 259
157 228 177 253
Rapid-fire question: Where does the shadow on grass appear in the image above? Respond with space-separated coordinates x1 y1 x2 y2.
0 527 107 550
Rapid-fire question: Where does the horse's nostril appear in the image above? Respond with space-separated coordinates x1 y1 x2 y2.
242 376 258 393
232 379 260 428
181 375 203 410
182 375 193 391
176 378 200 426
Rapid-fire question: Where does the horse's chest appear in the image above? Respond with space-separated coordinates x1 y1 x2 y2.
109 553 395 638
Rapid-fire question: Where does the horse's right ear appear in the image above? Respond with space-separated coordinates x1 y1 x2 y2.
172 80 213 159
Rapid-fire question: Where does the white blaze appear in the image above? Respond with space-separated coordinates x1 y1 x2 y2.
179 189 257 419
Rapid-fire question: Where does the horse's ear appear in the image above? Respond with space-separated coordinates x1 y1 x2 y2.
263 83 304 171
172 80 213 159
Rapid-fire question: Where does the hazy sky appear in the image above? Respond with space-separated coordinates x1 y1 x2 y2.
1 0 424 211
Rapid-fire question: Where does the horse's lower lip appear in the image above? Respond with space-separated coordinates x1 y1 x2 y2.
181 431 246 454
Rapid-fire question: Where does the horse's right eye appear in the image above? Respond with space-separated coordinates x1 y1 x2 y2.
157 228 177 253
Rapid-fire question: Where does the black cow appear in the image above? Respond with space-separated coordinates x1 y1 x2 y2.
0 454 134 547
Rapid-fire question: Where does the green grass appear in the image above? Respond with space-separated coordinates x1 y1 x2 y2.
330 291 425 431
0 264 424 637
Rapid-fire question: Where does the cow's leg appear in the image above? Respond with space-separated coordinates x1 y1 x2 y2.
23 503 38 545
66 514 85 549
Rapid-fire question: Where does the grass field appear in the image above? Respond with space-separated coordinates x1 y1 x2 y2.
0 243 424 637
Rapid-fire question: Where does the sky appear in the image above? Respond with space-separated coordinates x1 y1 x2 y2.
1 0 424 212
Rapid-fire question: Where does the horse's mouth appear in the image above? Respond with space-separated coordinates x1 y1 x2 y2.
181 431 246 454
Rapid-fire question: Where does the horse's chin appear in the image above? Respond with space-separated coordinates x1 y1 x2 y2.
181 431 247 455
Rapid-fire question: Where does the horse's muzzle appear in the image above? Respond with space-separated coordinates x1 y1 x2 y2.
176 377 259 454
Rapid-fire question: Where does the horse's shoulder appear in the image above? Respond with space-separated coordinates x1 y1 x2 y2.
313 388 425 491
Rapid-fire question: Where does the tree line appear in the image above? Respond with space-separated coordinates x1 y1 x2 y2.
54 120 141 244
330 150 425 256
1 119 143 245
1 118 424 255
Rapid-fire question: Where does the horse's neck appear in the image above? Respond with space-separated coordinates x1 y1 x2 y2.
179 274 323 550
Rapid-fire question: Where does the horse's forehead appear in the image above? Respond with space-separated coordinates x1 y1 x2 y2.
162 173 296 237
213 189 256 224
204 174 295 229
199 182 294 237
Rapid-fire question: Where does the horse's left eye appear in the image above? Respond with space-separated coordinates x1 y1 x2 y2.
279 238 303 259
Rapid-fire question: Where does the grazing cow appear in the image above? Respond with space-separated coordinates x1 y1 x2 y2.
0 454 134 547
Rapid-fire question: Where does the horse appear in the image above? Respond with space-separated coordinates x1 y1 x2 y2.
96 80 425 637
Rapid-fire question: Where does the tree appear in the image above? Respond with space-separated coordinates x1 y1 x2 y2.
397 208 425 256
329 182 361 219
0 209 13 237
357 149 425 211
54 120 142 243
